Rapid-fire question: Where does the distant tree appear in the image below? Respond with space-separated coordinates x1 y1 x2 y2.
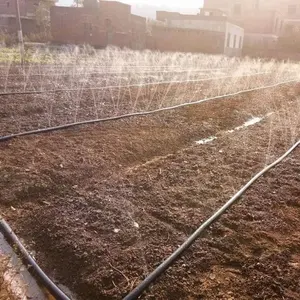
35 0 56 32
72 0 83 7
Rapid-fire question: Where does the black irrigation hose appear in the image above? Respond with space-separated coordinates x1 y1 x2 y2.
0 72 271 96
0 68 229 78
0 79 297 142
123 140 300 300
0 65 229 70
0 64 229 70
0 79 298 143
0 219 71 300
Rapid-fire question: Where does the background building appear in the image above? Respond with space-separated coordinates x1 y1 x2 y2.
154 9 244 56
0 0 41 35
203 0 300 55
51 1 145 48
203 0 300 19
51 1 243 56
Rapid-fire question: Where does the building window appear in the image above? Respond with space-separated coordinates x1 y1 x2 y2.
204 11 212 16
288 5 296 16
239 36 243 48
233 34 237 48
6 1 9 7
227 33 231 48
233 4 241 15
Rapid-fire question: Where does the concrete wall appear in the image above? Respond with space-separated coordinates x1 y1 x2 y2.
155 10 243 56
203 0 284 35
283 18 300 31
100 1 131 33
204 0 300 19
278 18 300 52
243 33 278 51
131 14 146 49
50 7 102 46
0 0 39 34
240 10 282 35
148 25 225 54
167 19 227 33
0 0 38 17
50 3 133 48
0 16 38 35
259 0 300 19
165 18 243 56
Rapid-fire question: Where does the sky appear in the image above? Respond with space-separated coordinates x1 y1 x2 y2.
118 0 203 8
58 0 204 9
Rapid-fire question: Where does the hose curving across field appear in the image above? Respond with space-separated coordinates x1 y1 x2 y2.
0 67 229 78
0 72 271 96
0 219 71 300
0 78 298 142
123 139 300 300
1 140 299 300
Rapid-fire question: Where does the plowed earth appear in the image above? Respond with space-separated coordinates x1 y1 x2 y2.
0 72 278 136
0 257 14 300
0 82 299 299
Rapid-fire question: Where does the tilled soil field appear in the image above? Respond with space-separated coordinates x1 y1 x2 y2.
0 68 228 91
0 82 299 299
0 257 14 300
0 73 284 136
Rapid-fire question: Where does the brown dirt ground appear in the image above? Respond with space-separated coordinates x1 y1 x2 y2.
0 257 15 300
0 82 299 299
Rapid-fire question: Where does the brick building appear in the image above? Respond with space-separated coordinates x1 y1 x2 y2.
203 0 300 53
154 9 244 56
0 0 38 16
51 1 243 56
203 0 299 19
259 0 300 19
51 1 145 48
0 0 40 34
131 14 146 50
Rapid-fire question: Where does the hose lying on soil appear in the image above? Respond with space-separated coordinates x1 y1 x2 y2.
0 219 71 300
0 72 270 96
0 79 298 143
0 67 229 78
123 140 300 300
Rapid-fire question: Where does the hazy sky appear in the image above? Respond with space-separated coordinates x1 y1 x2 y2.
58 0 204 9
119 0 203 7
